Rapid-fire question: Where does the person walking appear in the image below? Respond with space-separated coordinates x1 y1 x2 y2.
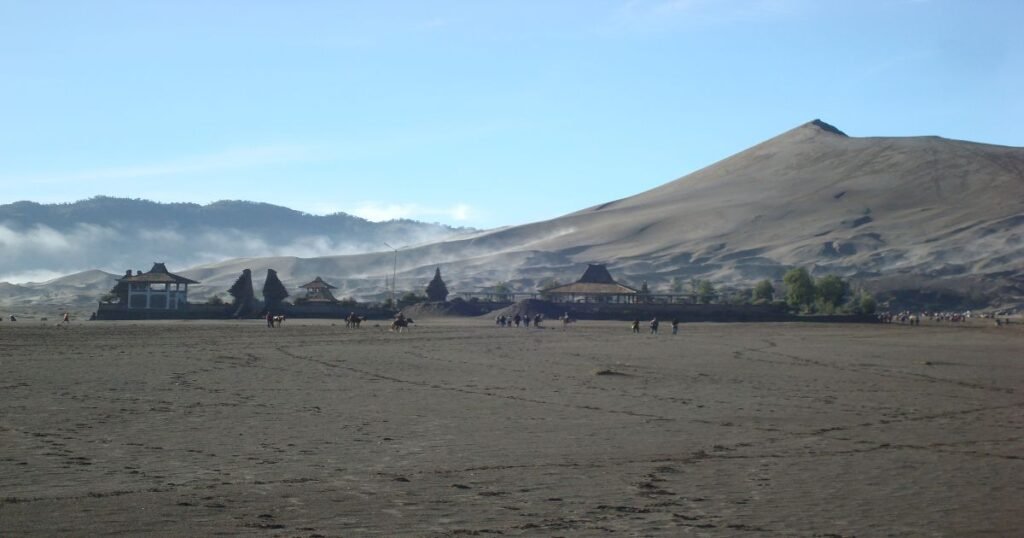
631 319 640 334
649 317 659 335
266 311 274 328
62 312 70 325
671 318 680 335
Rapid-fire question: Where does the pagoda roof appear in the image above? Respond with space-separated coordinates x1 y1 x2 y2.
121 262 199 285
544 282 638 295
577 264 617 284
542 264 637 295
299 276 337 290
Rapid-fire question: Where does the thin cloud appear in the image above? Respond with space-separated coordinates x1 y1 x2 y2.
0 269 69 285
0 221 464 284
0 144 323 186
616 0 805 27
351 202 476 223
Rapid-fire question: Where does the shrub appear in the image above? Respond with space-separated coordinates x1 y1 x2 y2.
815 274 850 312
783 268 815 310
753 280 775 303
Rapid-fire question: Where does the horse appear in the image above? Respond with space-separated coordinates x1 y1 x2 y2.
560 314 576 328
345 313 364 328
273 314 286 327
390 317 414 333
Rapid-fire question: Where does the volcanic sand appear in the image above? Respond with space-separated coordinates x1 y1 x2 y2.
1 319 1021 536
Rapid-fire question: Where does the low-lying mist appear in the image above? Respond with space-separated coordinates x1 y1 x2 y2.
0 222 462 283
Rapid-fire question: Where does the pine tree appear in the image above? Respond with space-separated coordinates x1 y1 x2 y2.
262 269 290 309
425 267 449 302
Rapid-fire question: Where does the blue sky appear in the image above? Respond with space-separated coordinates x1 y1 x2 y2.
1 0 1021 229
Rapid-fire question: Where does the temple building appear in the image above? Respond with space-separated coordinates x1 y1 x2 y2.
541 264 639 303
120 263 199 310
299 276 339 303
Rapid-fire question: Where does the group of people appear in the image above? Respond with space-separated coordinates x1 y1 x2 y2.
878 310 990 325
1 312 73 324
495 313 544 328
878 311 921 325
631 317 681 335
493 313 685 334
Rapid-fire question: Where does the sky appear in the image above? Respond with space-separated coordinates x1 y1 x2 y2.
1 0 1021 229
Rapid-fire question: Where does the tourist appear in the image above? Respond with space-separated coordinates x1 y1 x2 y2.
649 317 659 334
671 318 680 335
524 315 531 327
534 314 543 328
266 311 274 328
631 319 640 334
513 314 522 327
62 312 70 325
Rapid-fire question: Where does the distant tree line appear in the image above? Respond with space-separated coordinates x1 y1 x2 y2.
781 267 876 315
644 269 875 315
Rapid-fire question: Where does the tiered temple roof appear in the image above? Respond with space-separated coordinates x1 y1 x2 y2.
542 264 637 296
299 276 337 290
121 263 199 285
300 276 339 303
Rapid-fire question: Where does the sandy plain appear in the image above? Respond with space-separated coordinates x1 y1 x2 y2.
1 319 1021 537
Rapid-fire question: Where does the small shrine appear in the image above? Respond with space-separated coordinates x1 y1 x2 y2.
119 262 199 309
299 276 339 303
540 264 638 303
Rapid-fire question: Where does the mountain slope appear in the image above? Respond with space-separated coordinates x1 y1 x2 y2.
532 119 1023 277
4 120 1022 310
174 120 1022 309
0 197 472 281
0 270 119 314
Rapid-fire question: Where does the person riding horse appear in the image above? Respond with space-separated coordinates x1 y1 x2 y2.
390 317 414 332
345 312 364 328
